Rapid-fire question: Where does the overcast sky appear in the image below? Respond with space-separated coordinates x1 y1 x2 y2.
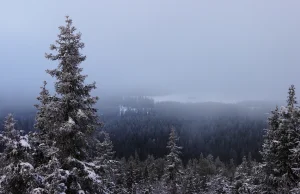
0 0 300 104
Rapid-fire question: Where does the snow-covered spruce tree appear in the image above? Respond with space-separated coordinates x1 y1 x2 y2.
290 141 300 193
34 81 51 133
32 81 60 167
286 85 300 182
233 156 253 193
183 159 198 194
276 85 299 190
145 155 158 184
206 174 232 194
0 114 38 193
93 131 119 192
45 16 100 160
260 85 300 193
135 154 161 194
163 127 183 194
261 106 281 192
40 16 106 193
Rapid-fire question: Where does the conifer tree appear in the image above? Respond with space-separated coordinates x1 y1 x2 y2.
261 106 281 192
233 156 252 193
261 85 300 192
163 127 183 194
35 16 105 194
125 156 136 193
286 85 300 183
32 81 60 167
184 159 197 194
93 131 118 192
133 150 142 184
215 156 225 173
145 155 158 183
276 86 299 189
45 16 100 160
0 114 38 193
34 81 51 133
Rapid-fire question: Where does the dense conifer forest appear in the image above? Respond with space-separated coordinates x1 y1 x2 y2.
0 17 300 193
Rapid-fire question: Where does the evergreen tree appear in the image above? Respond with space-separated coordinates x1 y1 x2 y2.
34 81 54 134
215 156 225 173
125 156 136 193
286 86 300 183
32 81 60 167
0 114 38 193
45 16 100 160
93 131 118 192
35 16 105 193
276 86 299 190
184 159 197 194
261 106 281 192
154 157 166 180
145 155 158 183
116 157 128 193
163 127 183 194
261 85 300 193
233 156 252 193
133 150 143 184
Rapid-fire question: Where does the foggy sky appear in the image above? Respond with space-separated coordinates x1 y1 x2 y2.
1 0 300 105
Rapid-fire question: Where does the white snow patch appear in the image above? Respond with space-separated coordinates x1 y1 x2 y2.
84 164 98 182
31 188 45 194
19 136 31 148
0 175 6 184
20 162 34 170
68 117 75 125
280 106 288 114
77 109 86 118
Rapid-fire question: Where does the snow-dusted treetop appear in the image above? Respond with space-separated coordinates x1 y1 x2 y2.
44 15 101 160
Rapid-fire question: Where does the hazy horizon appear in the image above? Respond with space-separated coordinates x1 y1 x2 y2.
1 1 300 106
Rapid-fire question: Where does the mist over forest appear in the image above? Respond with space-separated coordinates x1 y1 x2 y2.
0 94 284 166
1 1 300 193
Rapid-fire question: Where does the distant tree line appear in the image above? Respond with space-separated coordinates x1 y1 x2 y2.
103 112 265 164
0 97 269 165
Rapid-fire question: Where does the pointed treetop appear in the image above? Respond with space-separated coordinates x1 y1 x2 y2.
41 16 100 160
287 84 297 108
3 113 19 139
4 114 16 129
167 127 182 153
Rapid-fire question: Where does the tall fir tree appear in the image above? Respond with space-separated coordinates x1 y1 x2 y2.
33 16 106 194
261 85 300 193
277 86 299 189
163 127 183 194
286 85 300 183
261 106 280 191
45 16 101 160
